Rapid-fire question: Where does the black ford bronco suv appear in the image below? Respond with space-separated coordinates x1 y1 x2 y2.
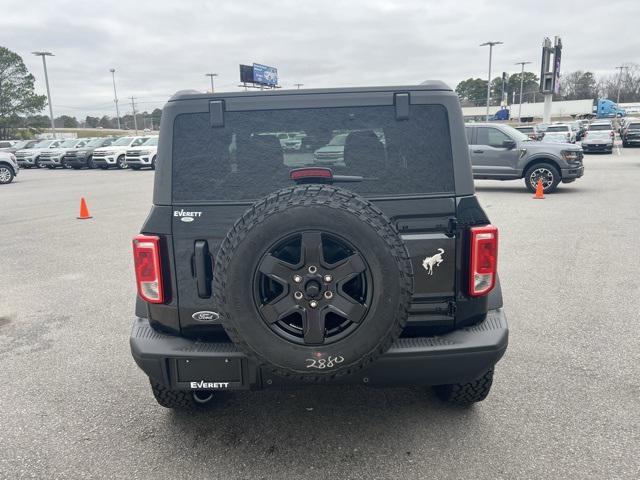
130 83 508 409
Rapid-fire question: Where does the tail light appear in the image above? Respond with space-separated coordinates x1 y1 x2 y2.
132 234 164 303
469 225 498 297
290 167 333 182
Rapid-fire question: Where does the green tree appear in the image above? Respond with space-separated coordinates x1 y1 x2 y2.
24 114 50 128
508 72 539 104
490 72 539 105
85 115 100 128
151 108 162 128
0 46 47 130
54 115 79 128
455 78 488 106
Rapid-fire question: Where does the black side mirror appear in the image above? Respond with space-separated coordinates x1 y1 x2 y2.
502 140 516 149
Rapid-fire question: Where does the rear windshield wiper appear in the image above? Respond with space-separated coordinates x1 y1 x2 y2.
289 168 364 184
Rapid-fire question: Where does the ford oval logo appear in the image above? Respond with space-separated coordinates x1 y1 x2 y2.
192 311 220 322
181 216 194 223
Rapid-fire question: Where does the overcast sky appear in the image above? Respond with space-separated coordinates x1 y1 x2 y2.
2 0 638 119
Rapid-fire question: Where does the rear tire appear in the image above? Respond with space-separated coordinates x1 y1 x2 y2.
524 162 561 194
149 380 216 410
87 156 95 169
433 369 494 405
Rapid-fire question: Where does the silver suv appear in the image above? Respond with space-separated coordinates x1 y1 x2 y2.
466 123 584 193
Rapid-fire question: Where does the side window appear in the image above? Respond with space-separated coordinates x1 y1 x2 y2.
477 127 511 148
465 126 473 144
132 138 145 147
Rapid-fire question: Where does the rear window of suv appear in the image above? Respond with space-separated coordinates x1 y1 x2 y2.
589 124 612 131
546 125 569 132
172 104 455 202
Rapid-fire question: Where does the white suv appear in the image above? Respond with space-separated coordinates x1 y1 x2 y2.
544 123 576 143
91 136 149 169
124 136 158 170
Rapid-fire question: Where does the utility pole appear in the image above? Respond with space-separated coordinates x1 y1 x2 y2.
480 41 503 121
110 68 121 129
615 65 628 104
32 51 56 138
515 61 532 121
294 83 304 89
130 97 138 134
205 73 218 93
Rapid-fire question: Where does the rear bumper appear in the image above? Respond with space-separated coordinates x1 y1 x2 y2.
130 308 508 390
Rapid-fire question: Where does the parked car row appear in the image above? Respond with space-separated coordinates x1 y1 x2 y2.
5 136 158 171
511 117 637 154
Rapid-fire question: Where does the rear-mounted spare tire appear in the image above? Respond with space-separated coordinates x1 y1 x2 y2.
214 185 413 380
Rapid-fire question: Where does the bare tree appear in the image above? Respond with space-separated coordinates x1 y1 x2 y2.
597 63 640 102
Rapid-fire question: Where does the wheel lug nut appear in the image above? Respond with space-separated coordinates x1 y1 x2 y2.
294 291 303 300
293 275 302 283
309 300 318 308
324 275 332 283
324 291 333 299
308 266 317 274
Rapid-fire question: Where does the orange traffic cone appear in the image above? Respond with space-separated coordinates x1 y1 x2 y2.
77 197 92 219
533 179 545 199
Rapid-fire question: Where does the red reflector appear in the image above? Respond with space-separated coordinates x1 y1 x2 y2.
289 167 333 181
132 234 164 304
469 225 498 297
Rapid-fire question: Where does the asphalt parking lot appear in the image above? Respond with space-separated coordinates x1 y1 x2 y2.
1 148 639 479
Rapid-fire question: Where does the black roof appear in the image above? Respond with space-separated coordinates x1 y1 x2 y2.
169 81 452 102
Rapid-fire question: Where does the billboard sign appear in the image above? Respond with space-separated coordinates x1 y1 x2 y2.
239 64 254 83
253 63 278 86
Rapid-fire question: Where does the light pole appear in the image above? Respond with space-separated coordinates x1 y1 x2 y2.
205 73 218 93
515 61 532 121
615 65 628 104
109 68 121 129
480 41 503 121
32 51 56 138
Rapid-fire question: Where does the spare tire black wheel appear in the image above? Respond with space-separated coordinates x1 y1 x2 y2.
214 185 413 381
